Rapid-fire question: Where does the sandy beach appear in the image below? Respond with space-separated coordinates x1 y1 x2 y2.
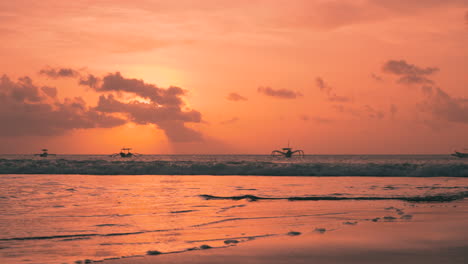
101 200 468 264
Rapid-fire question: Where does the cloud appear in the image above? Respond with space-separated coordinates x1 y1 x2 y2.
364 105 385 119
420 86 468 124
93 72 203 142
39 67 80 79
95 94 201 124
220 117 240 125
257 86 302 99
382 60 439 84
0 69 205 142
300 115 332 124
371 73 383 81
0 74 126 136
315 77 352 102
98 72 185 107
226 92 247 101
333 104 385 119
79 74 100 88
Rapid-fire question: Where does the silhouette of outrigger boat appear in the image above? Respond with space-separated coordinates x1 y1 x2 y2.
110 148 140 158
271 142 304 158
451 150 468 158
34 149 56 158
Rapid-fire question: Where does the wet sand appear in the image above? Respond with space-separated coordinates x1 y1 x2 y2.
102 202 468 264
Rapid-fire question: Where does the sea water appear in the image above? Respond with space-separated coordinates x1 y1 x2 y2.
1 155 468 263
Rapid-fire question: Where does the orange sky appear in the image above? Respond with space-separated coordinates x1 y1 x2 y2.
0 0 467 154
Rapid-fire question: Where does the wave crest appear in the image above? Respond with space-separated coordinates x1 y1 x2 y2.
1 159 468 177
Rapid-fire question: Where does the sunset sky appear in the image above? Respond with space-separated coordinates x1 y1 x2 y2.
0 0 467 154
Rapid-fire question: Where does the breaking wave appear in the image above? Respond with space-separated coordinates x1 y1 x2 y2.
199 191 468 202
1 159 468 177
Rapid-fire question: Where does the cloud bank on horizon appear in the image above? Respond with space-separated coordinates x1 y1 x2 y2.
1 68 203 142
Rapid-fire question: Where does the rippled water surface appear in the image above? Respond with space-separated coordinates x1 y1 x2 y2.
1 155 468 176
1 173 468 264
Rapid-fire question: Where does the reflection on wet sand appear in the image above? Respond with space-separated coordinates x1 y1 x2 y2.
1 175 468 263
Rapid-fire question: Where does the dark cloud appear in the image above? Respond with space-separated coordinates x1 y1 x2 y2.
382 60 439 84
315 77 331 94
79 74 100 88
98 72 185 107
0 69 205 142
420 86 468 124
39 67 80 79
226 92 247 101
41 86 57 98
257 86 302 99
220 117 240 125
0 74 126 136
315 77 352 102
95 94 201 124
93 72 203 142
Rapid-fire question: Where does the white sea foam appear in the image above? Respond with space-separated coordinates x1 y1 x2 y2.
0 154 467 176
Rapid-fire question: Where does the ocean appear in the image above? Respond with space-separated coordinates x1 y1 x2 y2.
1 155 468 263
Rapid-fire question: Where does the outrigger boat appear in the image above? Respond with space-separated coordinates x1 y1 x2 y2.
271 142 304 158
34 149 56 158
451 151 468 158
111 148 140 158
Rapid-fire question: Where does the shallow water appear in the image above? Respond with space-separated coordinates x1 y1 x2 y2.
1 174 468 264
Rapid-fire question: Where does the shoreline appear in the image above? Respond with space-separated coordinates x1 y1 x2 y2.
95 201 468 264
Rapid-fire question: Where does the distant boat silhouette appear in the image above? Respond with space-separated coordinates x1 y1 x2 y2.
111 148 140 158
271 142 304 158
34 149 56 158
451 151 468 158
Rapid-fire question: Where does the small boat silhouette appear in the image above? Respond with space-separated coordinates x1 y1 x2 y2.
34 149 56 158
271 142 304 158
111 148 140 158
451 151 468 158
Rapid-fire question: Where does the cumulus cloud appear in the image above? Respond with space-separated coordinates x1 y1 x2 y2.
79 74 100 88
257 86 302 99
382 60 439 84
226 92 247 101
98 72 185 107
93 73 203 142
39 67 80 79
420 86 468 124
0 74 126 136
95 94 201 124
315 77 352 102
0 69 205 142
